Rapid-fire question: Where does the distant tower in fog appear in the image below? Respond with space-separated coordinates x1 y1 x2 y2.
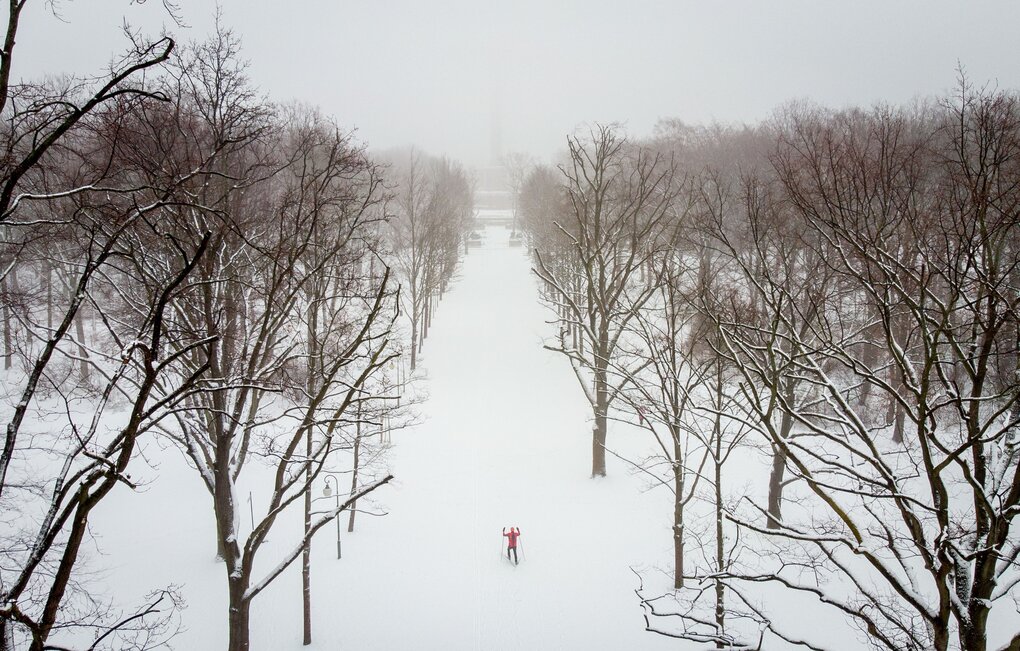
475 103 511 220
473 93 511 223
488 99 503 167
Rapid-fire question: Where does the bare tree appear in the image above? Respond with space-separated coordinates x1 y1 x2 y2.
133 29 399 651
502 150 533 235
533 124 682 477
0 7 212 648
616 194 764 646
279 105 396 646
706 89 1020 650
386 150 472 371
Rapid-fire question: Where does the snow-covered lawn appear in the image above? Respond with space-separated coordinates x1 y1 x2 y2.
90 225 681 650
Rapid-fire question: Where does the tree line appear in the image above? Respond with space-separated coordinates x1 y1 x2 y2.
0 7 472 651
522 80 1019 651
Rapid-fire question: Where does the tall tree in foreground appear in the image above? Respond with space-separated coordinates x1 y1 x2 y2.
283 105 395 646
710 88 1020 650
144 30 397 651
614 248 710 589
619 188 761 645
532 124 681 477
0 186 211 651
0 8 199 648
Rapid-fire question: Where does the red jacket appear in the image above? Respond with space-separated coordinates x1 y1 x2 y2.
503 527 520 548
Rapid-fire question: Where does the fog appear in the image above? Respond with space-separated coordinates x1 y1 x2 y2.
13 1 1020 164
6 3 1020 650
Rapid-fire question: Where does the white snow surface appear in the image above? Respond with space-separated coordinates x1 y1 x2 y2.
91 226 683 650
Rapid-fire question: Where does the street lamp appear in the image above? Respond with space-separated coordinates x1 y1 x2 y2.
323 475 342 559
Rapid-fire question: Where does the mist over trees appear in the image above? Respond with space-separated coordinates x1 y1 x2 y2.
380 148 474 372
0 7 470 650
522 80 1020 650
2 1 1018 650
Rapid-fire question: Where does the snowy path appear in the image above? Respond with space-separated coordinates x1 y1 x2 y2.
93 224 677 650
307 226 676 651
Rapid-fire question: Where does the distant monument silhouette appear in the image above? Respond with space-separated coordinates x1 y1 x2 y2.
474 104 512 223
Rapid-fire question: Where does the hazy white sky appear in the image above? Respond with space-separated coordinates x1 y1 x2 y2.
12 1 1020 166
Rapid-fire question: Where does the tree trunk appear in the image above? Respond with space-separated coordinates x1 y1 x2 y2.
409 315 418 371
0 617 12 651
592 360 608 477
214 513 228 561
217 471 249 651
212 443 236 558
961 606 989 651
1 224 13 370
886 373 907 444
2 274 11 370
30 495 91 651
672 428 685 589
892 402 906 444
227 577 251 651
302 432 312 645
766 444 787 530
73 303 88 380
766 381 795 529
44 258 52 330
302 281 319 646
889 315 907 444
348 402 362 533
857 322 880 420
714 413 725 648
1011 323 1020 444
932 625 951 651
962 565 994 651
1009 395 1020 445
422 294 430 343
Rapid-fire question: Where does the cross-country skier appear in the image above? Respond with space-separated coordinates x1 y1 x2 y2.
503 526 521 565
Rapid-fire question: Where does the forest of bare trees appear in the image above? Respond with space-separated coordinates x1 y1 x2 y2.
0 7 472 650
4 1 1019 649
522 81 1020 650
381 149 474 372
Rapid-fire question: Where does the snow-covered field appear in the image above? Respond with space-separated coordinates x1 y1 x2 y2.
90 224 684 650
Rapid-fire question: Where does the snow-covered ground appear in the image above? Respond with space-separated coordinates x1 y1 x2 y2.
91 223 681 650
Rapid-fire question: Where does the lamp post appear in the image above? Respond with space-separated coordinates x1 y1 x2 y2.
323 475 341 559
